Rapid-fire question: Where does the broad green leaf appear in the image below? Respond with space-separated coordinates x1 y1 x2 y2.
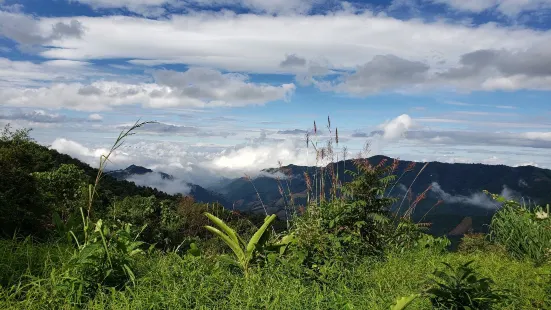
246 214 277 257
390 294 420 310
205 225 245 262
204 212 240 245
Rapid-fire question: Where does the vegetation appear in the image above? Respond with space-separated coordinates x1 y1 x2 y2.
1 120 550 309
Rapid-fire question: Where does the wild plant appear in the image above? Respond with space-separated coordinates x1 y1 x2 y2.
59 120 152 299
391 261 506 310
204 212 292 276
426 260 507 309
488 191 551 265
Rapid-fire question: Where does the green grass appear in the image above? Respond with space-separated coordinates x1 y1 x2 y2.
1 239 548 309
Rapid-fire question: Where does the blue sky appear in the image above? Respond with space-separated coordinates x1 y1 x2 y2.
1 0 551 189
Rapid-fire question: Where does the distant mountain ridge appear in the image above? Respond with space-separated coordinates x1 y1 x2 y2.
107 165 231 207
105 157 551 236
108 164 174 180
216 155 551 235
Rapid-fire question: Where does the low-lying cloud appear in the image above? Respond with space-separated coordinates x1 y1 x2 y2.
430 182 517 209
126 172 191 195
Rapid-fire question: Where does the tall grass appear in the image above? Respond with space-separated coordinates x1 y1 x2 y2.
1 243 547 309
488 191 551 265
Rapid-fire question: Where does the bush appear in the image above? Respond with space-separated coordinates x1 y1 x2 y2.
488 192 551 265
426 260 507 309
457 233 505 254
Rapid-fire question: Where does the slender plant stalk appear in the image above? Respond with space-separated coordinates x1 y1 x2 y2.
394 162 429 221
87 119 154 219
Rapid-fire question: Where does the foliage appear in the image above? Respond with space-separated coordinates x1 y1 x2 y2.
204 212 290 275
425 260 507 309
1 244 548 309
390 294 421 310
0 123 172 237
290 159 401 271
488 191 551 265
62 215 146 301
33 164 89 225
386 219 450 254
457 233 505 254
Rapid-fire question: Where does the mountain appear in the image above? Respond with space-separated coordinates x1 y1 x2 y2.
108 165 174 180
107 165 231 208
103 157 551 237
216 155 551 235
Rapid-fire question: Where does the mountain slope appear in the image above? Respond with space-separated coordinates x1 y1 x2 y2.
107 165 231 207
218 156 551 235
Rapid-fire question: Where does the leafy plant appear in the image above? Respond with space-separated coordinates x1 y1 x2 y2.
64 214 146 296
426 260 506 309
55 120 152 301
204 212 284 276
390 294 420 310
488 191 551 265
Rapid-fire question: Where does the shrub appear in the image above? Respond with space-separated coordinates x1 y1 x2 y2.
457 233 505 254
33 164 89 226
426 260 507 309
488 192 551 265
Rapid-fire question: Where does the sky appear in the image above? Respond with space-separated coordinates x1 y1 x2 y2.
1 0 551 189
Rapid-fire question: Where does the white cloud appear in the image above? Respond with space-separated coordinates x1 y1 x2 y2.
430 182 516 209
0 11 84 46
50 138 133 167
405 129 551 149
88 113 103 121
46 134 315 188
0 109 66 123
0 68 295 111
11 11 546 94
210 139 314 173
127 172 191 195
381 114 414 141
0 58 97 88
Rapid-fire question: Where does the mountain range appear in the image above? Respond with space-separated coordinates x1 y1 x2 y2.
109 156 551 236
107 165 231 207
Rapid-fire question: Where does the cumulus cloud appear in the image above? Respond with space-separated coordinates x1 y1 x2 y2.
20 12 548 84
88 113 103 121
332 55 430 95
0 68 295 111
153 68 295 105
0 11 84 48
381 114 414 141
2 10 550 94
210 139 314 174
430 182 517 209
50 138 133 168
436 46 551 91
46 132 316 189
280 54 307 68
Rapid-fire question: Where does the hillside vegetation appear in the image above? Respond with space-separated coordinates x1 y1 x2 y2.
0 122 550 309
